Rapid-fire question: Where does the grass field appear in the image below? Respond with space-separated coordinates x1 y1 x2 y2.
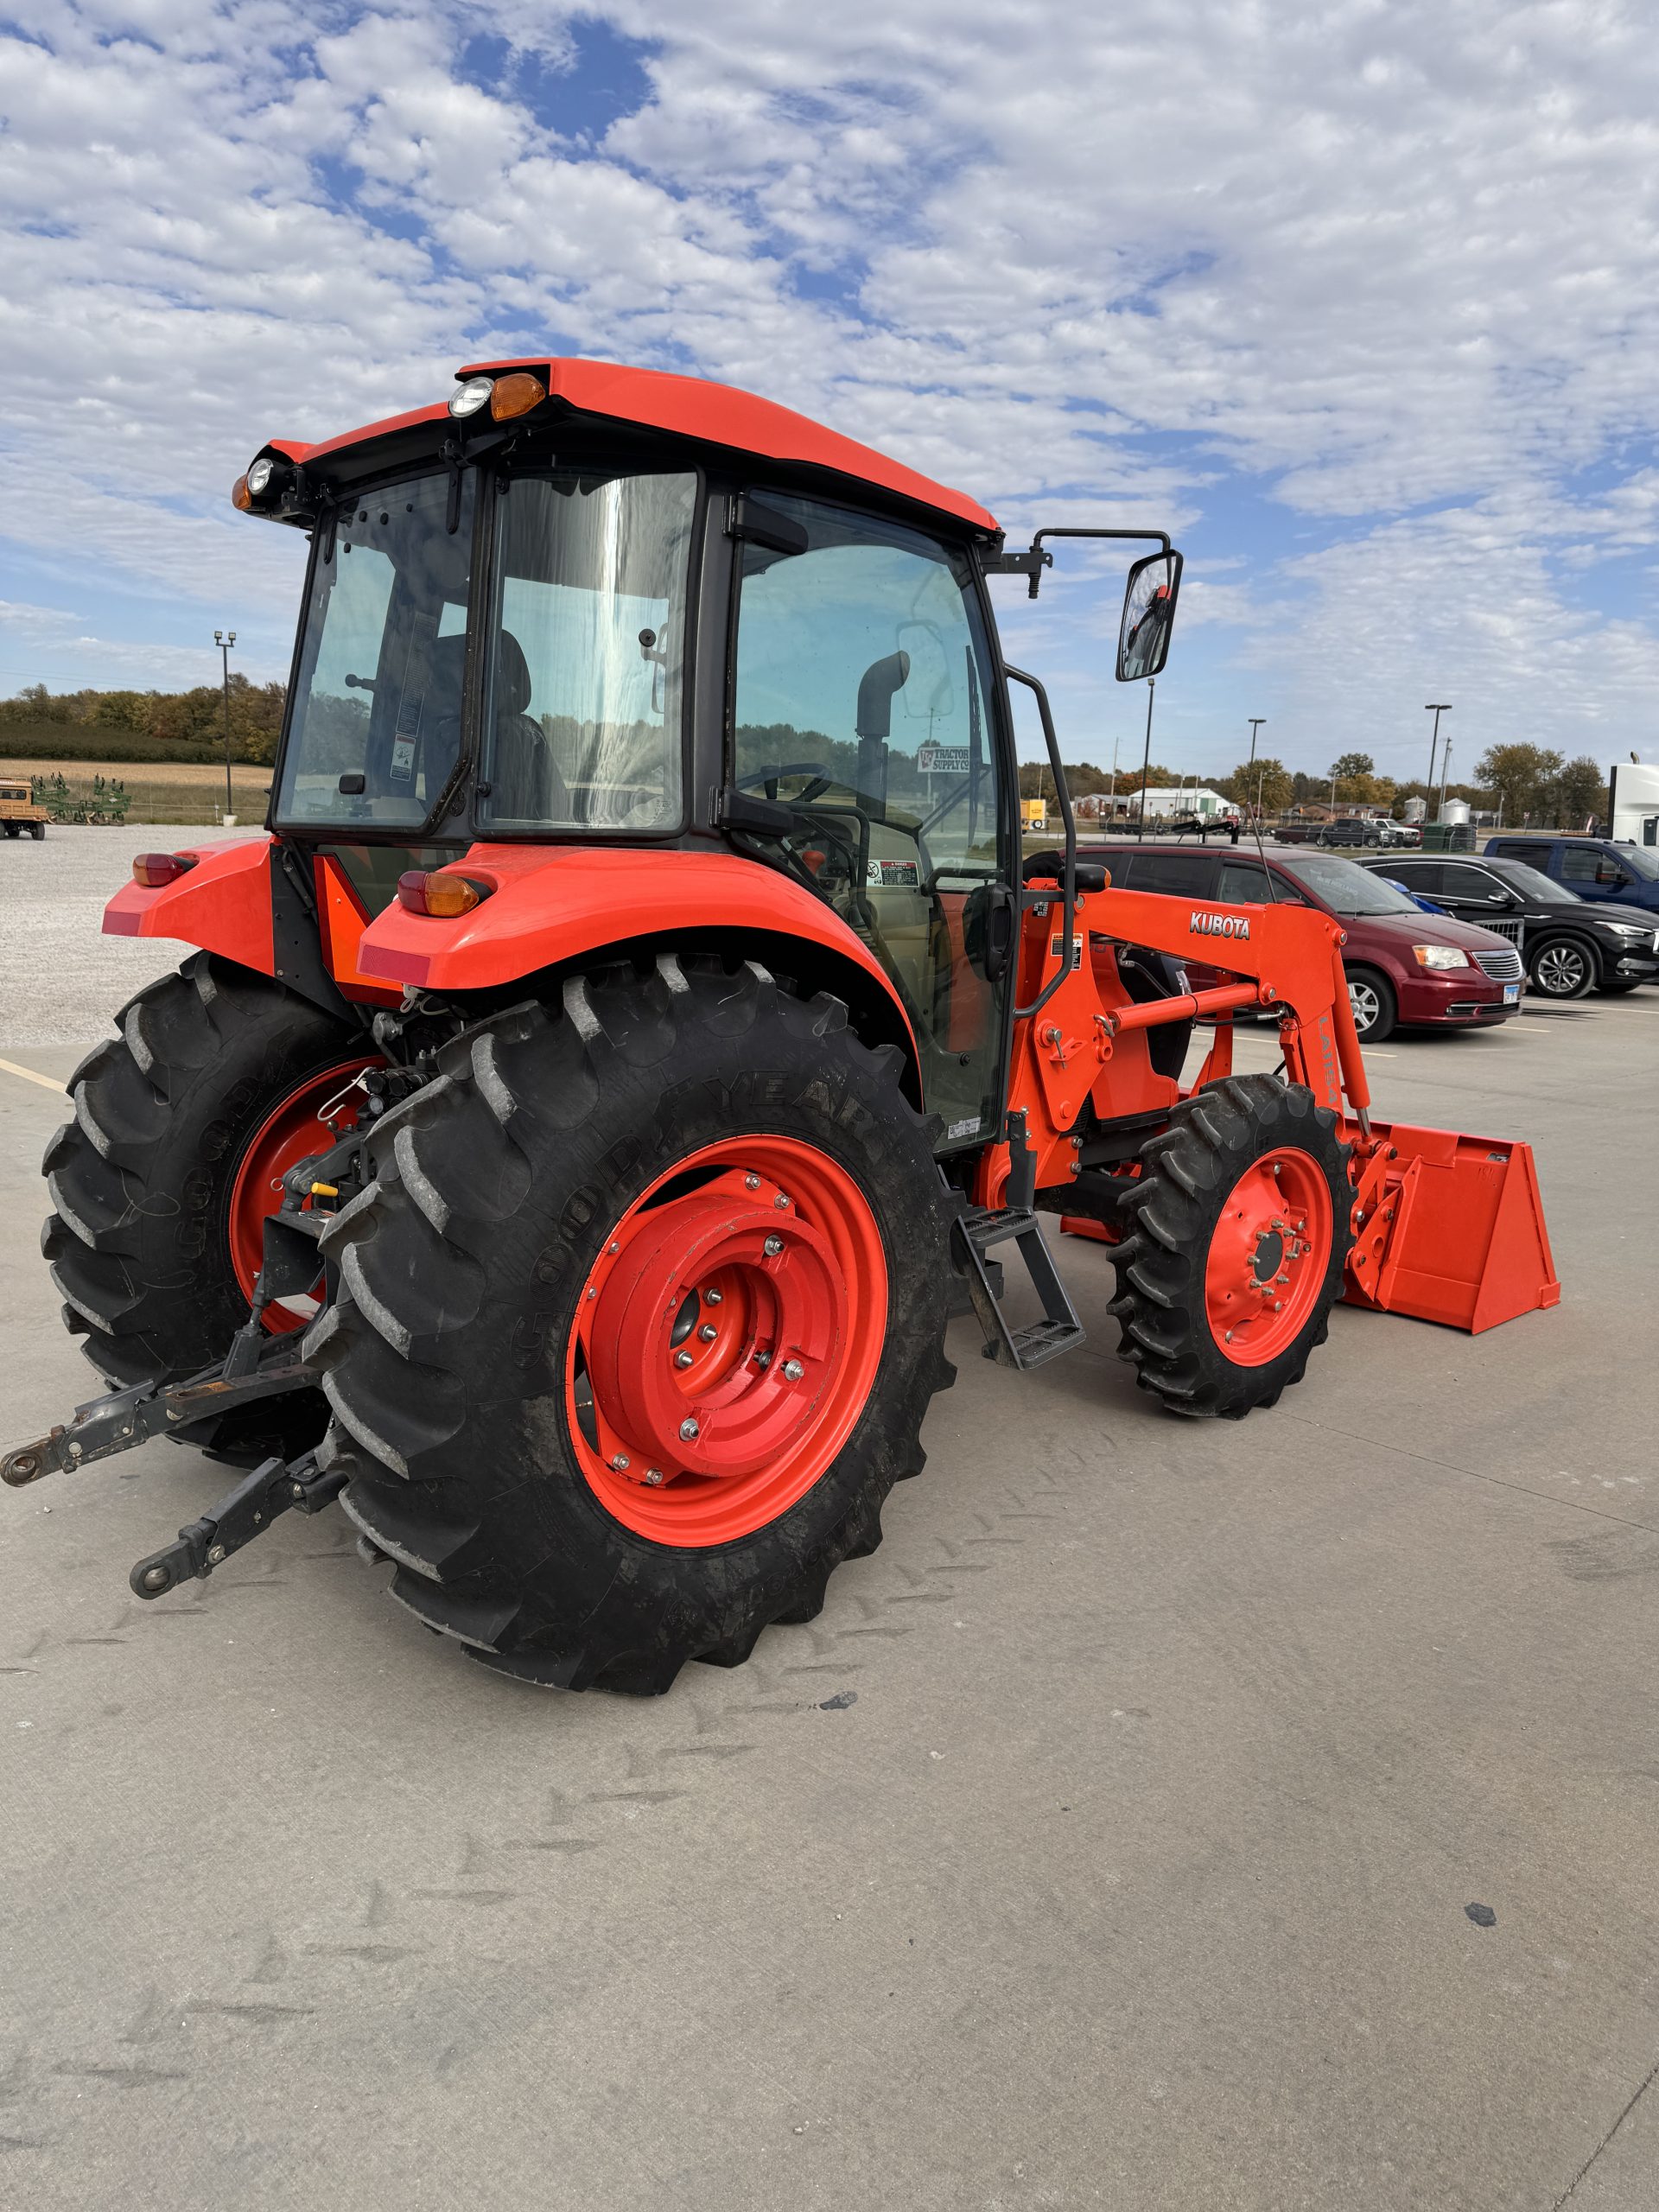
0 758 272 825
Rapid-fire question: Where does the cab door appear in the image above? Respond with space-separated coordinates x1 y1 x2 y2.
728 492 1014 1150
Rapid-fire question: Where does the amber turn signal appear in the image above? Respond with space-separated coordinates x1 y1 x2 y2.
490 372 547 422
131 853 198 887
397 869 490 918
231 474 252 512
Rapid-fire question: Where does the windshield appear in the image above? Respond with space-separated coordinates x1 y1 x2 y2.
1274 850 1421 914
477 470 696 834
1496 860 1576 904
1617 842 1659 880
276 474 474 830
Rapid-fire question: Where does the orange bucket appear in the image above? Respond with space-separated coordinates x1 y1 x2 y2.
1344 1121 1560 1333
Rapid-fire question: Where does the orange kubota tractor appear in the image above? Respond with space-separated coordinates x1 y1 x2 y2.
3 359 1559 1692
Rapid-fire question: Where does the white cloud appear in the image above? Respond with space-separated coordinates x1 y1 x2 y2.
1 0 1657 766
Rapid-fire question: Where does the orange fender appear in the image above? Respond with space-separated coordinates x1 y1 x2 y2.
103 835 276 971
356 842 919 1059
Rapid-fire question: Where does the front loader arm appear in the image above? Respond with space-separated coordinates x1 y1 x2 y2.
994 873 1557 1338
982 876 1366 1204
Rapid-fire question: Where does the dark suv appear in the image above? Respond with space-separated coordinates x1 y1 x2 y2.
1484 834 1659 917
1364 852 1659 998
1080 839 1522 1041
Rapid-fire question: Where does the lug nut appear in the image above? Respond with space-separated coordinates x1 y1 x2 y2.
679 1417 700 1440
781 1358 804 1381
610 1452 631 1471
753 1351 772 1370
1224 1329 1235 1344
644 1468 664 1487
763 1234 784 1256
699 1324 718 1342
607 1241 619 1255
675 1350 694 1369
704 1288 723 1306
1273 1300 1283 1312
745 1174 760 1192
774 1193 791 1210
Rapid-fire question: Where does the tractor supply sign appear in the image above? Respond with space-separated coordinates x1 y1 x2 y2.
917 743 969 776
1190 910 1251 941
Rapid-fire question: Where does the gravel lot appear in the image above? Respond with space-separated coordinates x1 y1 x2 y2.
2 843 1656 2210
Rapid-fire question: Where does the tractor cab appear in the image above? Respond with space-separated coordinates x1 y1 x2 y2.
238 359 1171 1149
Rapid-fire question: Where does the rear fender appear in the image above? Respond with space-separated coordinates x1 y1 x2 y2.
103 836 353 1019
355 845 923 1104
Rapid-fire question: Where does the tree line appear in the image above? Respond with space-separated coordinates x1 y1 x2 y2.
0 678 287 763
1019 742 1608 826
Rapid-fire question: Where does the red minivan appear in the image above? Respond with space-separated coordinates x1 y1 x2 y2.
1080 840 1523 1042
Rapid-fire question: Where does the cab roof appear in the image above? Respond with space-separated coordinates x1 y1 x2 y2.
266 356 999 537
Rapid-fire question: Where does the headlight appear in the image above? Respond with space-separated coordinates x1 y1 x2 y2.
448 376 494 418
245 457 274 497
1605 919 1647 935
1413 944 1471 969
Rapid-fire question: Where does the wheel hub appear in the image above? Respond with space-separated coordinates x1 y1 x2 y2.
1204 1147 1334 1366
568 1135 889 1545
586 1168 847 1486
226 1057 381 1332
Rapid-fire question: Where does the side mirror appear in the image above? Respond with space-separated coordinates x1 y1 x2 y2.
1116 550 1184 683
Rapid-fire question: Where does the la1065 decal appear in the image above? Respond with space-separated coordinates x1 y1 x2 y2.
1189 910 1251 940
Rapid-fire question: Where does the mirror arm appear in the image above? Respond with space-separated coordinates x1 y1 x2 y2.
987 526 1173 600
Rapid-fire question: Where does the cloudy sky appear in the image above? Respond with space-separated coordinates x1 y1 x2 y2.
3 0 1658 784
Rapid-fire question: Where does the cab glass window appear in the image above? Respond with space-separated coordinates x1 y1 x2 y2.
276 474 474 830
731 493 1007 1143
477 471 696 835
1560 848 1599 882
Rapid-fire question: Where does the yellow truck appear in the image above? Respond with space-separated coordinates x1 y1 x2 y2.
0 777 48 840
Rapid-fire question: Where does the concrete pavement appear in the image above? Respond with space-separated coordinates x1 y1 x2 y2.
1 930 1655 2209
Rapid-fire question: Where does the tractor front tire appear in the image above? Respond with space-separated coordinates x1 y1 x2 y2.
1109 1074 1353 1420
42 953 365 1454
311 955 956 1694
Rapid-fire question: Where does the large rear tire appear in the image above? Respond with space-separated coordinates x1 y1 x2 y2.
310 955 955 1694
1109 1074 1353 1419
42 953 367 1454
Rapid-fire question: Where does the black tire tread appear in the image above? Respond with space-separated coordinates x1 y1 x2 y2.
1108 1072 1353 1421
311 957 955 1694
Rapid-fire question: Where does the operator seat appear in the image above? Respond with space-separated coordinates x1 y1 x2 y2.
489 630 571 823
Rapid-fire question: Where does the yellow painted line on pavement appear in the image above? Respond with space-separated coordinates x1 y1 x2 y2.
0 1057 65 1096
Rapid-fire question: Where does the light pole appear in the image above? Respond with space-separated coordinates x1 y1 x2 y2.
1136 676 1156 838
1247 716 1265 820
1425 702 1451 808
214 629 238 823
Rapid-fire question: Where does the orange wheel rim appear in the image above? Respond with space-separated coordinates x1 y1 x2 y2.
226 1057 381 1333
1204 1147 1332 1367
567 1135 889 1545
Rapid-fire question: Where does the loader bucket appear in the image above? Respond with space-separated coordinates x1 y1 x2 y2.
1344 1121 1560 1334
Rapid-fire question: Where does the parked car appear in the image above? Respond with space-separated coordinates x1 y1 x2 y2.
1361 852 1659 998
1079 839 1523 1041
1375 819 1421 849
1318 816 1382 849
1271 817 1325 844
1484 833 1659 917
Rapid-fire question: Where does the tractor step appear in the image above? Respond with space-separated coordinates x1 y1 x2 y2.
951 1205 1084 1370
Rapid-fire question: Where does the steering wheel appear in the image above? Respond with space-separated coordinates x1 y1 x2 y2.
734 761 841 804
